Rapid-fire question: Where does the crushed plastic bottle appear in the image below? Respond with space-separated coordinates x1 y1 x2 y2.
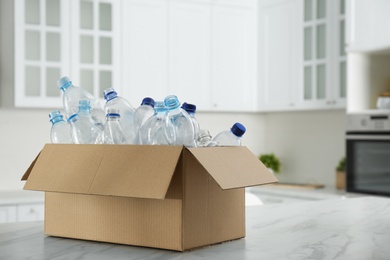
181 102 200 144
57 76 105 126
164 95 196 147
138 101 175 145
212 122 246 146
103 88 136 143
133 97 155 135
49 110 72 144
197 129 218 147
78 100 104 130
67 113 102 144
99 109 128 144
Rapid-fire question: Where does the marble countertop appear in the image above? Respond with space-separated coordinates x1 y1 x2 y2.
1 196 390 260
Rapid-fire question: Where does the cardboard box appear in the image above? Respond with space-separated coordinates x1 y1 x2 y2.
22 144 277 251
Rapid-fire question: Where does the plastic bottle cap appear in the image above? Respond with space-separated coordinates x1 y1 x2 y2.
103 88 118 101
57 76 72 91
231 123 246 137
164 95 180 110
141 97 155 108
181 102 196 113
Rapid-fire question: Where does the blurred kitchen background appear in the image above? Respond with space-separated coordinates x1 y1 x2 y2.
1 0 390 221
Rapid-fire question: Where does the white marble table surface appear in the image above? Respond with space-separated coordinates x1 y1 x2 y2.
0 196 389 260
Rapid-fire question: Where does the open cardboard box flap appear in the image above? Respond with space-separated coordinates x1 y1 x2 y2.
187 147 277 189
22 144 277 199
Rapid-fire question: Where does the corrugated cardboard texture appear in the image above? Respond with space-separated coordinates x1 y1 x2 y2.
182 150 245 249
45 192 183 251
188 147 278 190
24 144 183 199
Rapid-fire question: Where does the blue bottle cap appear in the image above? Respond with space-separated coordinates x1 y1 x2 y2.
57 76 72 91
141 97 155 108
103 88 118 101
181 102 196 113
231 122 246 137
164 95 180 110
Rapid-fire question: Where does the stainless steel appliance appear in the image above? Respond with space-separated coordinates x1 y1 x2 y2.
346 112 390 196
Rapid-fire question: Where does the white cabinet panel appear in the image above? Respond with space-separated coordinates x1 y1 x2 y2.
17 203 44 222
0 206 17 223
211 2 257 111
258 0 300 110
346 0 390 52
122 0 169 104
169 0 212 109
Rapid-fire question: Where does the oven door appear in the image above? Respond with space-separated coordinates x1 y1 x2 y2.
346 133 390 196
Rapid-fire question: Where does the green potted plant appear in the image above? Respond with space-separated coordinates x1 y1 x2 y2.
336 157 346 189
259 153 281 174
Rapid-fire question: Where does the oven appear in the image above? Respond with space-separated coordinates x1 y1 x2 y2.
346 113 390 197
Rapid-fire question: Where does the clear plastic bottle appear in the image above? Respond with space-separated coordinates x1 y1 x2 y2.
133 97 155 134
99 109 128 144
67 113 102 144
197 129 218 147
212 122 246 146
164 95 196 147
78 100 104 130
57 76 105 126
138 101 175 145
181 102 200 144
103 88 136 143
49 110 72 144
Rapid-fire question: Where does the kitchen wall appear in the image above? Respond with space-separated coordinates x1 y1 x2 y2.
348 52 390 112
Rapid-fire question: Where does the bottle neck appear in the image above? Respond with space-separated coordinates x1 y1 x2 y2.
51 116 65 125
60 82 73 92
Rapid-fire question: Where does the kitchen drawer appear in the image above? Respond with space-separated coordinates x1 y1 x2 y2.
17 203 44 222
0 206 17 223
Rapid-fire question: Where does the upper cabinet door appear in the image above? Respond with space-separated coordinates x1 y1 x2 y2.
257 0 301 111
346 0 390 53
71 0 121 101
122 0 169 105
300 0 346 109
169 0 212 109
14 0 70 107
211 0 257 111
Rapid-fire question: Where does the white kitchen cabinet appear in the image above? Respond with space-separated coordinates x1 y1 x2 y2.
121 0 169 105
258 0 346 111
211 0 257 111
0 206 17 223
14 0 121 108
14 0 70 108
346 0 390 53
257 0 301 111
122 0 257 111
70 0 122 100
299 0 346 109
0 191 44 223
17 203 45 222
168 0 212 110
